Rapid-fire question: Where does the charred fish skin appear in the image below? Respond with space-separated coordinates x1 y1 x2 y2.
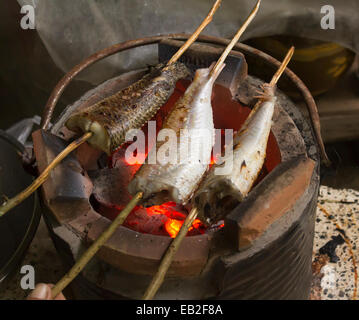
194 84 276 225
128 64 225 207
65 62 190 155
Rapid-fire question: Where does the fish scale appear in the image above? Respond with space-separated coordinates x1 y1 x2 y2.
66 62 190 155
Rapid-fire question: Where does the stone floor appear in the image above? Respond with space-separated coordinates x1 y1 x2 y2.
0 184 358 300
311 185 359 300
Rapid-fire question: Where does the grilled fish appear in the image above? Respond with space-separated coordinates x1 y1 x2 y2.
194 47 295 225
66 62 190 155
128 63 224 206
194 84 276 224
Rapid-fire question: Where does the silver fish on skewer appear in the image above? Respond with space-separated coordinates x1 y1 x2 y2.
128 63 225 206
193 47 295 225
129 0 262 207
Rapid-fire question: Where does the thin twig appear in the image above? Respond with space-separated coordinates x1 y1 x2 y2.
142 207 198 300
251 46 294 111
51 191 143 299
210 0 261 77
0 132 92 218
167 0 222 65
269 46 294 87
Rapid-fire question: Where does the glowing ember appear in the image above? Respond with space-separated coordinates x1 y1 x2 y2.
147 202 183 218
164 217 207 238
116 201 209 237
191 219 203 230
165 218 183 238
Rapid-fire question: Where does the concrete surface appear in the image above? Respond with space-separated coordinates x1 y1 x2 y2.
311 185 359 300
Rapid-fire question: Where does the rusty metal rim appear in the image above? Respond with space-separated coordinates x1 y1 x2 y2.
41 33 329 166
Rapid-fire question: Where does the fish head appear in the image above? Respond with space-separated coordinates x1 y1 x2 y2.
194 178 243 226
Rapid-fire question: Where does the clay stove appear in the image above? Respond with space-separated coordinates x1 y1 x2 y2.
33 37 320 299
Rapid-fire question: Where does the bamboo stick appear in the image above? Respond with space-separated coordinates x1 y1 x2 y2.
51 191 143 299
142 207 198 300
0 132 92 217
168 0 222 65
252 46 295 109
210 0 261 77
270 46 294 87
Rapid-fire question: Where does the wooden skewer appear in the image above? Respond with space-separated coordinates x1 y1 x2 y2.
210 0 261 77
51 191 143 299
142 207 198 300
0 1 222 219
270 46 294 87
251 46 294 112
168 0 222 65
0 132 93 217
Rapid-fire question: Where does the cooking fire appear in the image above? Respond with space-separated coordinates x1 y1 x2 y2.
96 78 280 239
123 202 208 238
